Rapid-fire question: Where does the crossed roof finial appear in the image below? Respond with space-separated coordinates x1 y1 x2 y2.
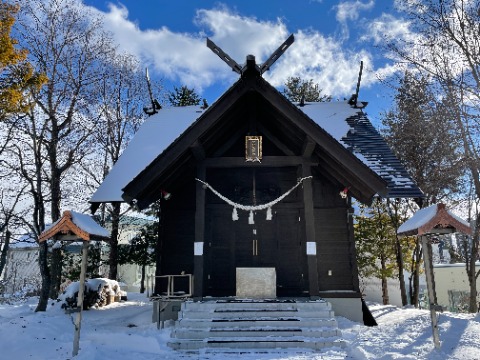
206 34 294 76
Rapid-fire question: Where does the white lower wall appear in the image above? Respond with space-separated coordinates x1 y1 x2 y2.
360 274 427 307
433 263 480 311
327 297 363 323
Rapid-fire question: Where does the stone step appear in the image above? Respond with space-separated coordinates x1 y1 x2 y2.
181 300 332 312
175 317 339 329
171 327 342 339
168 338 347 351
178 309 335 319
167 299 345 353
197 348 347 359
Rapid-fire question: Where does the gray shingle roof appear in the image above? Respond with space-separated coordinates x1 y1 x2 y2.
342 112 424 198
298 102 423 199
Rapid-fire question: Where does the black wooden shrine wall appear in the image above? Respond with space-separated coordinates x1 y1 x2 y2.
311 169 359 293
157 161 359 297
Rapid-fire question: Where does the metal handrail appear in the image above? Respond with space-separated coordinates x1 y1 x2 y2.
149 274 193 299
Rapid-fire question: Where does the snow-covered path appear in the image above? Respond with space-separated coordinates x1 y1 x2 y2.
0 294 478 360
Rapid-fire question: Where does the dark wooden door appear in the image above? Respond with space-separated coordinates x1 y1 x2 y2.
205 205 307 297
234 212 276 268
204 167 308 297
274 209 308 296
205 207 236 296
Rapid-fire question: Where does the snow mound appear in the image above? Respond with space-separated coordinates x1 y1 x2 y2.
58 278 127 309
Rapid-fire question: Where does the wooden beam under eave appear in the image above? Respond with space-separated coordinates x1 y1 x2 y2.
39 213 90 242
202 156 317 168
257 123 296 156
316 155 381 204
302 136 316 158
256 80 388 194
122 81 252 200
211 124 249 157
190 140 206 161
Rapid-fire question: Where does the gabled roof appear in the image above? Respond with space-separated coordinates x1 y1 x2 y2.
90 69 422 210
89 106 205 204
296 103 423 198
397 203 471 237
38 210 110 242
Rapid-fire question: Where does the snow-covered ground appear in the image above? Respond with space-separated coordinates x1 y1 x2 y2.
0 293 478 360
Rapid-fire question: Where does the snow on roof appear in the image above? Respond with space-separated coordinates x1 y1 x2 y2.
299 102 423 199
298 101 359 143
90 106 205 203
397 204 438 234
398 203 471 236
39 210 110 241
70 211 110 238
90 100 421 205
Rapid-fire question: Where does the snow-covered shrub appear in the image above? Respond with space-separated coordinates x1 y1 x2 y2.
0 278 42 304
58 278 127 310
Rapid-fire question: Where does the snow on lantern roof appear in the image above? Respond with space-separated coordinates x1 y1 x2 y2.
397 203 471 237
38 210 110 242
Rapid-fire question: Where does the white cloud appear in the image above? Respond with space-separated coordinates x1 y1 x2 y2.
334 0 375 39
264 30 377 97
335 0 375 22
361 13 414 45
85 3 393 99
95 4 218 92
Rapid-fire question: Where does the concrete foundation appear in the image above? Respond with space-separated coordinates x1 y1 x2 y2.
326 297 363 323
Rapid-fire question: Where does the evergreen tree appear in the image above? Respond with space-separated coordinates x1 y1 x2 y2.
381 72 463 206
381 71 464 306
118 214 157 293
0 3 45 121
355 199 414 305
168 85 201 106
387 0 480 312
283 77 331 103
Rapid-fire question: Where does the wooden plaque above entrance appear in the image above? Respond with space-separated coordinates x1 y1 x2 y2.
245 136 262 162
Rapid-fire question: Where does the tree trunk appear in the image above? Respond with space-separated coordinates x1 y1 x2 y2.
140 264 146 294
380 254 389 305
410 239 422 307
468 263 478 313
35 241 51 312
395 236 408 306
48 165 63 297
108 203 121 280
0 230 11 278
388 199 408 306
467 219 479 313
49 247 63 298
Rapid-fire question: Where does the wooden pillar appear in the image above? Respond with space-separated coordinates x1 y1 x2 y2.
347 199 361 292
302 162 320 298
73 240 89 357
193 165 206 300
421 235 441 349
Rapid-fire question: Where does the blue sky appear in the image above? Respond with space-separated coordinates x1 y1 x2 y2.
82 0 414 126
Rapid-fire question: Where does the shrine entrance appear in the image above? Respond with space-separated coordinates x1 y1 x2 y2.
204 168 308 297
